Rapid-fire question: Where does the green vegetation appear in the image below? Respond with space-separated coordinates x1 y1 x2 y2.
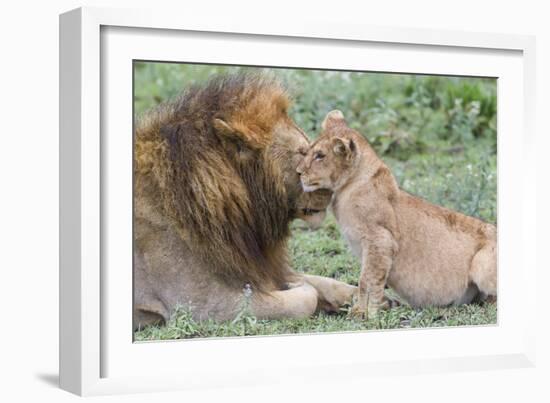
134 62 497 341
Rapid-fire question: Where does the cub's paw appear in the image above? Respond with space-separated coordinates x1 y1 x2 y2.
349 304 379 320
349 305 366 319
349 297 400 320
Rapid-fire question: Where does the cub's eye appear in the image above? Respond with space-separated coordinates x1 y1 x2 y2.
314 152 325 161
297 147 307 156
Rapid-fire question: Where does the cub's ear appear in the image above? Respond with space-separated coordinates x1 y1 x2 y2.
332 137 356 159
213 117 265 150
322 110 346 131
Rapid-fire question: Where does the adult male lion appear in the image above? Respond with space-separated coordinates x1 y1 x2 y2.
134 73 356 329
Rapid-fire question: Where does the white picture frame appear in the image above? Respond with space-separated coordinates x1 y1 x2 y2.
59 6 537 396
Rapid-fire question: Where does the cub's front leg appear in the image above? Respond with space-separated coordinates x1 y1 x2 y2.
351 227 397 319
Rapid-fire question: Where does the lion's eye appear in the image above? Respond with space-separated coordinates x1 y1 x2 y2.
314 152 325 161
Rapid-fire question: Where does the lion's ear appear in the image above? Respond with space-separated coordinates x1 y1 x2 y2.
213 118 245 145
213 117 265 150
322 110 346 131
213 118 235 137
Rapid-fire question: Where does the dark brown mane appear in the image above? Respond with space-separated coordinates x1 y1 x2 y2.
135 73 295 291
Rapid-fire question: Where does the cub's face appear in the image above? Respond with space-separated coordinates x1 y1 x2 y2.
296 132 357 192
296 138 339 192
269 117 332 226
297 110 357 193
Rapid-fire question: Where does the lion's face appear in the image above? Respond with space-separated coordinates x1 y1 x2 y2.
268 117 332 226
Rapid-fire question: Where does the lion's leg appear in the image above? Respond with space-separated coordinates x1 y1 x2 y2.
251 282 319 320
133 248 170 330
469 241 497 300
352 229 395 319
302 274 357 313
134 306 165 330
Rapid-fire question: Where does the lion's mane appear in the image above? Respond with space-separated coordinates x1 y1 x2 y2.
135 73 297 291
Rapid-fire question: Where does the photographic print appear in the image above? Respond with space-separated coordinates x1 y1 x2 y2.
133 62 497 341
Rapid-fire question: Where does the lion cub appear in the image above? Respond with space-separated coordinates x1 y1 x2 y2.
297 110 497 317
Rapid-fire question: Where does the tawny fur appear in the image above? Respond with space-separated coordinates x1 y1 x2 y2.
297 110 497 317
134 74 356 328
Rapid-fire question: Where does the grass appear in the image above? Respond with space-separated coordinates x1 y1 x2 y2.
133 62 497 341
135 302 496 341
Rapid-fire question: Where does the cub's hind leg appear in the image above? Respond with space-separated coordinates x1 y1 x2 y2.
469 240 497 301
